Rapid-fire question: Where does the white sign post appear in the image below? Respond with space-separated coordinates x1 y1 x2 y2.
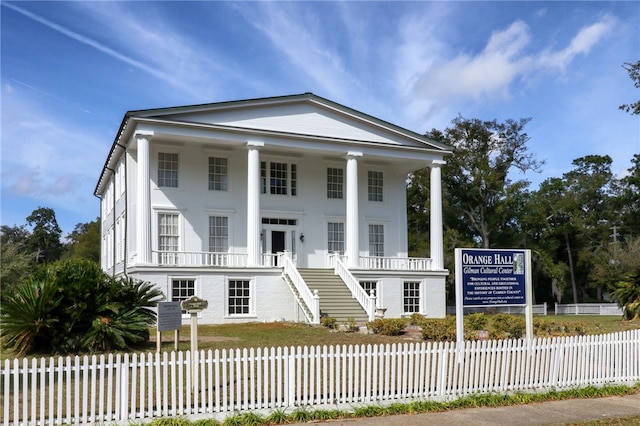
157 301 182 352
455 248 534 350
180 296 208 394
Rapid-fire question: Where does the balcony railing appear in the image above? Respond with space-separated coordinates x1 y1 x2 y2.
151 251 432 271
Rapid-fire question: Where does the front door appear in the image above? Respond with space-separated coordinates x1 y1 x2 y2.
271 231 286 266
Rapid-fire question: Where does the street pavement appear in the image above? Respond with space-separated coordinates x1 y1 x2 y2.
288 393 640 425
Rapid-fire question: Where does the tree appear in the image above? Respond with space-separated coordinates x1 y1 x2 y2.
0 225 35 298
440 116 543 248
619 60 640 115
64 218 101 262
26 207 63 263
0 259 164 355
616 154 640 238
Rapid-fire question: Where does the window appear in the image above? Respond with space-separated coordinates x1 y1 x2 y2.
360 281 377 297
368 170 383 202
158 213 179 264
158 153 179 188
368 224 384 257
208 157 228 191
403 281 421 313
228 279 251 315
209 216 228 252
328 222 345 254
261 161 297 196
172 279 195 312
327 167 343 199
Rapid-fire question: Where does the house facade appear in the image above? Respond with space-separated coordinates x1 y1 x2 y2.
94 93 452 325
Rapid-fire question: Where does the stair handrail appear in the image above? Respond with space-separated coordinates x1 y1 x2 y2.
330 253 376 321
278 252 320 324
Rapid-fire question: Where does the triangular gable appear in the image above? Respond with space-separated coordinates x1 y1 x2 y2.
129 93 451 152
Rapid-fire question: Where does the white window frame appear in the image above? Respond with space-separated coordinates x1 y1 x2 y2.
368 170 384 202
327 167 344 199
226 278 255 317
327 221 345 254
208 215 229 253
158 152 179 188
261 161 298 196
208 156 228 191
156 210 181 264
170 277 196 316
368 223 384 257
403 281 421 314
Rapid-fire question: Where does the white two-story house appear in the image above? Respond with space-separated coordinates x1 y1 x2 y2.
94 93 452 324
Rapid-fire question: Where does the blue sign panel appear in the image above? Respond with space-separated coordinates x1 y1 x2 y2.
461 249 526 306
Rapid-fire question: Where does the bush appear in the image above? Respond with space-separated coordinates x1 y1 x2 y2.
420 316 457 341
366 318 407 336
465 313 489 331
343 317 359 332
489 314 525 339
0 259 163 355
320 315 337 329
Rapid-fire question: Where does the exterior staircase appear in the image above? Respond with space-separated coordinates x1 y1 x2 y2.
297 268 369 324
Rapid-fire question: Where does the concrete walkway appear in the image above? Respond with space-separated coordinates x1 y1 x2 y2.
289 393 640 425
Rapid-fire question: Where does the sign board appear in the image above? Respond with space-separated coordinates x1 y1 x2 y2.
455 248 534 345
181 296 208 313
460 249 527 306
157 301 182 332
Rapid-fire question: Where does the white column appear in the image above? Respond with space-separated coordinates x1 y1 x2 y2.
430 160 445 270
136 131 153 265
247 142 264 266
345 152 362 268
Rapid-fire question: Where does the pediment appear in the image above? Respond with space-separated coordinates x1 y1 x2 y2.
133 93 450 152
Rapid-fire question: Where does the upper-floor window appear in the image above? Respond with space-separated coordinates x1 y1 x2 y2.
368 224 384 257
328 222 345 254
208 157 228 191
261 161 297 196
209 216 229 253
327 167 344 199
158 213 179 264
368 170 383 202
158 152 179 188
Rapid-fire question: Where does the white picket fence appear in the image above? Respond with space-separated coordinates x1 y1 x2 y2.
2 330 639 425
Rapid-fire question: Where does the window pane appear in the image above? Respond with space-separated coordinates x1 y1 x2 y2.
208 157 228 191
328 222 345 254
228 279 251 315
368 170 383 202
172 279 195 312
403 281 420 313
368 224 384 257
327 168 344 199
158 213 179 264
270 162 288 195
158 153 179 188
209 216 229 252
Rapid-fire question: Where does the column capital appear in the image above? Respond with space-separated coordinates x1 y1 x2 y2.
247 141 264 148
430 159 446 167
346 151 363 158
134 130 154 139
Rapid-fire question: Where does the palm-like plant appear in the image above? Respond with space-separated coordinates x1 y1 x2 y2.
611 268 640 320
0 278 62 356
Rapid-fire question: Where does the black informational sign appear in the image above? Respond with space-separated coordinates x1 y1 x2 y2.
460 249 527 306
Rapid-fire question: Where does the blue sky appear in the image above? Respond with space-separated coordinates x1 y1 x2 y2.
2 1 639 237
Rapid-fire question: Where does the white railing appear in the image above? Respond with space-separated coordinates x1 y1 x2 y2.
279 252 320 324
153 251 249 267
357 256 433 271
331 254 376 321
554 303 624 316
2 330 638 425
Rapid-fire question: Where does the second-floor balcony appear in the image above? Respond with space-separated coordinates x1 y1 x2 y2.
150 251 434 271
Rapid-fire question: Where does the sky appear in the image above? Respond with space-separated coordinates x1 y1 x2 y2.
2 1 639 237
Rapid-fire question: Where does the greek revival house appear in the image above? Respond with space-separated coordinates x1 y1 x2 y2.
95 93 452 324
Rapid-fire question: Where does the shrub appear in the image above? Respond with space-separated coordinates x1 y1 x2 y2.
408 313 426 325
490 313 525 339
320 315 337 329
420 316 456 341
0 258 163 355
366 318 407 336
465 313 489 331
343 317 359 332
